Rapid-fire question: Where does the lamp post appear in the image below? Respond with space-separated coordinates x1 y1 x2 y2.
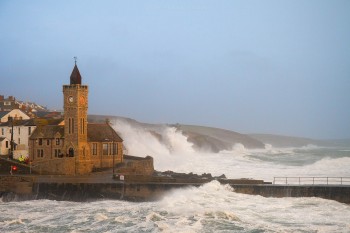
112 141 115 175
8 117 14 160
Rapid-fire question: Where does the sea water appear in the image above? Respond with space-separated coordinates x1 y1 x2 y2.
1 122 350 232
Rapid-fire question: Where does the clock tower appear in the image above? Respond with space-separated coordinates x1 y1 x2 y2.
63 61 92 174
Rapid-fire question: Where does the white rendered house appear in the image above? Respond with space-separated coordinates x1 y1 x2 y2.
0 109 30 123
0 119 36 158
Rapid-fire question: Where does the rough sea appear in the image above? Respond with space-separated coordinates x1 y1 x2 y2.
1 122 350 232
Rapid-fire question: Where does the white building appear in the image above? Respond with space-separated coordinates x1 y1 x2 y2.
0 137 10 155
0 109 30 123
0 119 36 158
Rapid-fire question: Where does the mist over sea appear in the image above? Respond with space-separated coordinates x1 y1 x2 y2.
1 121 350 232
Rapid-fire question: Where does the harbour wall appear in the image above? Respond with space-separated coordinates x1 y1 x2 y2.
1 176 349 204
231 184 350 204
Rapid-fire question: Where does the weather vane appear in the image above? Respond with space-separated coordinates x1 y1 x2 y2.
74 56 77 65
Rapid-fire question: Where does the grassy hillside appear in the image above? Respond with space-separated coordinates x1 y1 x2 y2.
88 115 265 152
248 134 332 147
88 115 346 151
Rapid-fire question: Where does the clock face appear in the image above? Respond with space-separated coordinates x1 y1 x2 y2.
68 96 74 103
79 96 86 105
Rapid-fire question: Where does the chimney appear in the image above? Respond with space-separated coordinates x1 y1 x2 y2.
0 95 4 101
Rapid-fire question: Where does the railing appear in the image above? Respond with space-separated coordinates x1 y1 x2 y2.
273 177 350 185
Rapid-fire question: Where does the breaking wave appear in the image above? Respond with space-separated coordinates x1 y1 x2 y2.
112 119 350 182
1 181 350 232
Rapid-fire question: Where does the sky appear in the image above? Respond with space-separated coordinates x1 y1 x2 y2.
0 0 349 139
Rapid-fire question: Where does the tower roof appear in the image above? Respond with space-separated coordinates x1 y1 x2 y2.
70 64 82 85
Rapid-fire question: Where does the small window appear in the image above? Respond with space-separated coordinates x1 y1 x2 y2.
18 138 20 144
18 128 20 135
38 138 43 145
109 143 113 155
113 143 118 155
47 140 50 146
54 149 61 157
56 138 60 145
92 143 97 155
6 141 8 148
28 127 32 135
37 149 44 158
103 143 108 155
1 128 4 135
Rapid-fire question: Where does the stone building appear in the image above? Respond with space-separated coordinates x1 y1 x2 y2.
28 63 124 175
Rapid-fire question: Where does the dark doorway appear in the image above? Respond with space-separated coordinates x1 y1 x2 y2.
69 148 74 157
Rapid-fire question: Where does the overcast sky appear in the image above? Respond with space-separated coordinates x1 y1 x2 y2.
0 0 349 139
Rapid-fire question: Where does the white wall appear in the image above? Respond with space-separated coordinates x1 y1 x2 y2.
0 138 10 155
0 124 36 157
0 109 30 123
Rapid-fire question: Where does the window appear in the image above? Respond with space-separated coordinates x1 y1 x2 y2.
18 138 20 144
54 149 61 157
92 143 97 155
72 118 74 133
4 101 11 106
103 143 108 155
69 118 71 134
83 118 85 134
1 128 3 135
80 118 84 134
109 143 113 155
18 128 20 135
113 143 118 155
56 138 60 145
37 149 44 158
38 138 42 145
6 141 8 148
28 127 32 135
47 140 50 146
68 118 75 134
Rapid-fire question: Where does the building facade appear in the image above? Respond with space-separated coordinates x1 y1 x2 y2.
0 137 10 155
29 63 123 175
0 109 30 123
0 119 36 158
0 95 18 111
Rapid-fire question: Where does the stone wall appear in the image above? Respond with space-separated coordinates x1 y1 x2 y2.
116 155 154 175
1 177 350 203
31 157 76 175
0 176 34 194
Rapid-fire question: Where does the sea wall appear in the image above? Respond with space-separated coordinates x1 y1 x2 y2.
0 176 34 195
1 175 349 204
1 181 195 202
231 184 350 204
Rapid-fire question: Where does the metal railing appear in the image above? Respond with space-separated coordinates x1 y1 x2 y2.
273 177 350 185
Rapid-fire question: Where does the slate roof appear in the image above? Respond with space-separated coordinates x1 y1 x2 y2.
28 123 123 142
0 137 7 142
70 64 82 85
30 125 65 139
88 123 123 142
35 111 62 118
0 119 37 127
0 111 10 118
